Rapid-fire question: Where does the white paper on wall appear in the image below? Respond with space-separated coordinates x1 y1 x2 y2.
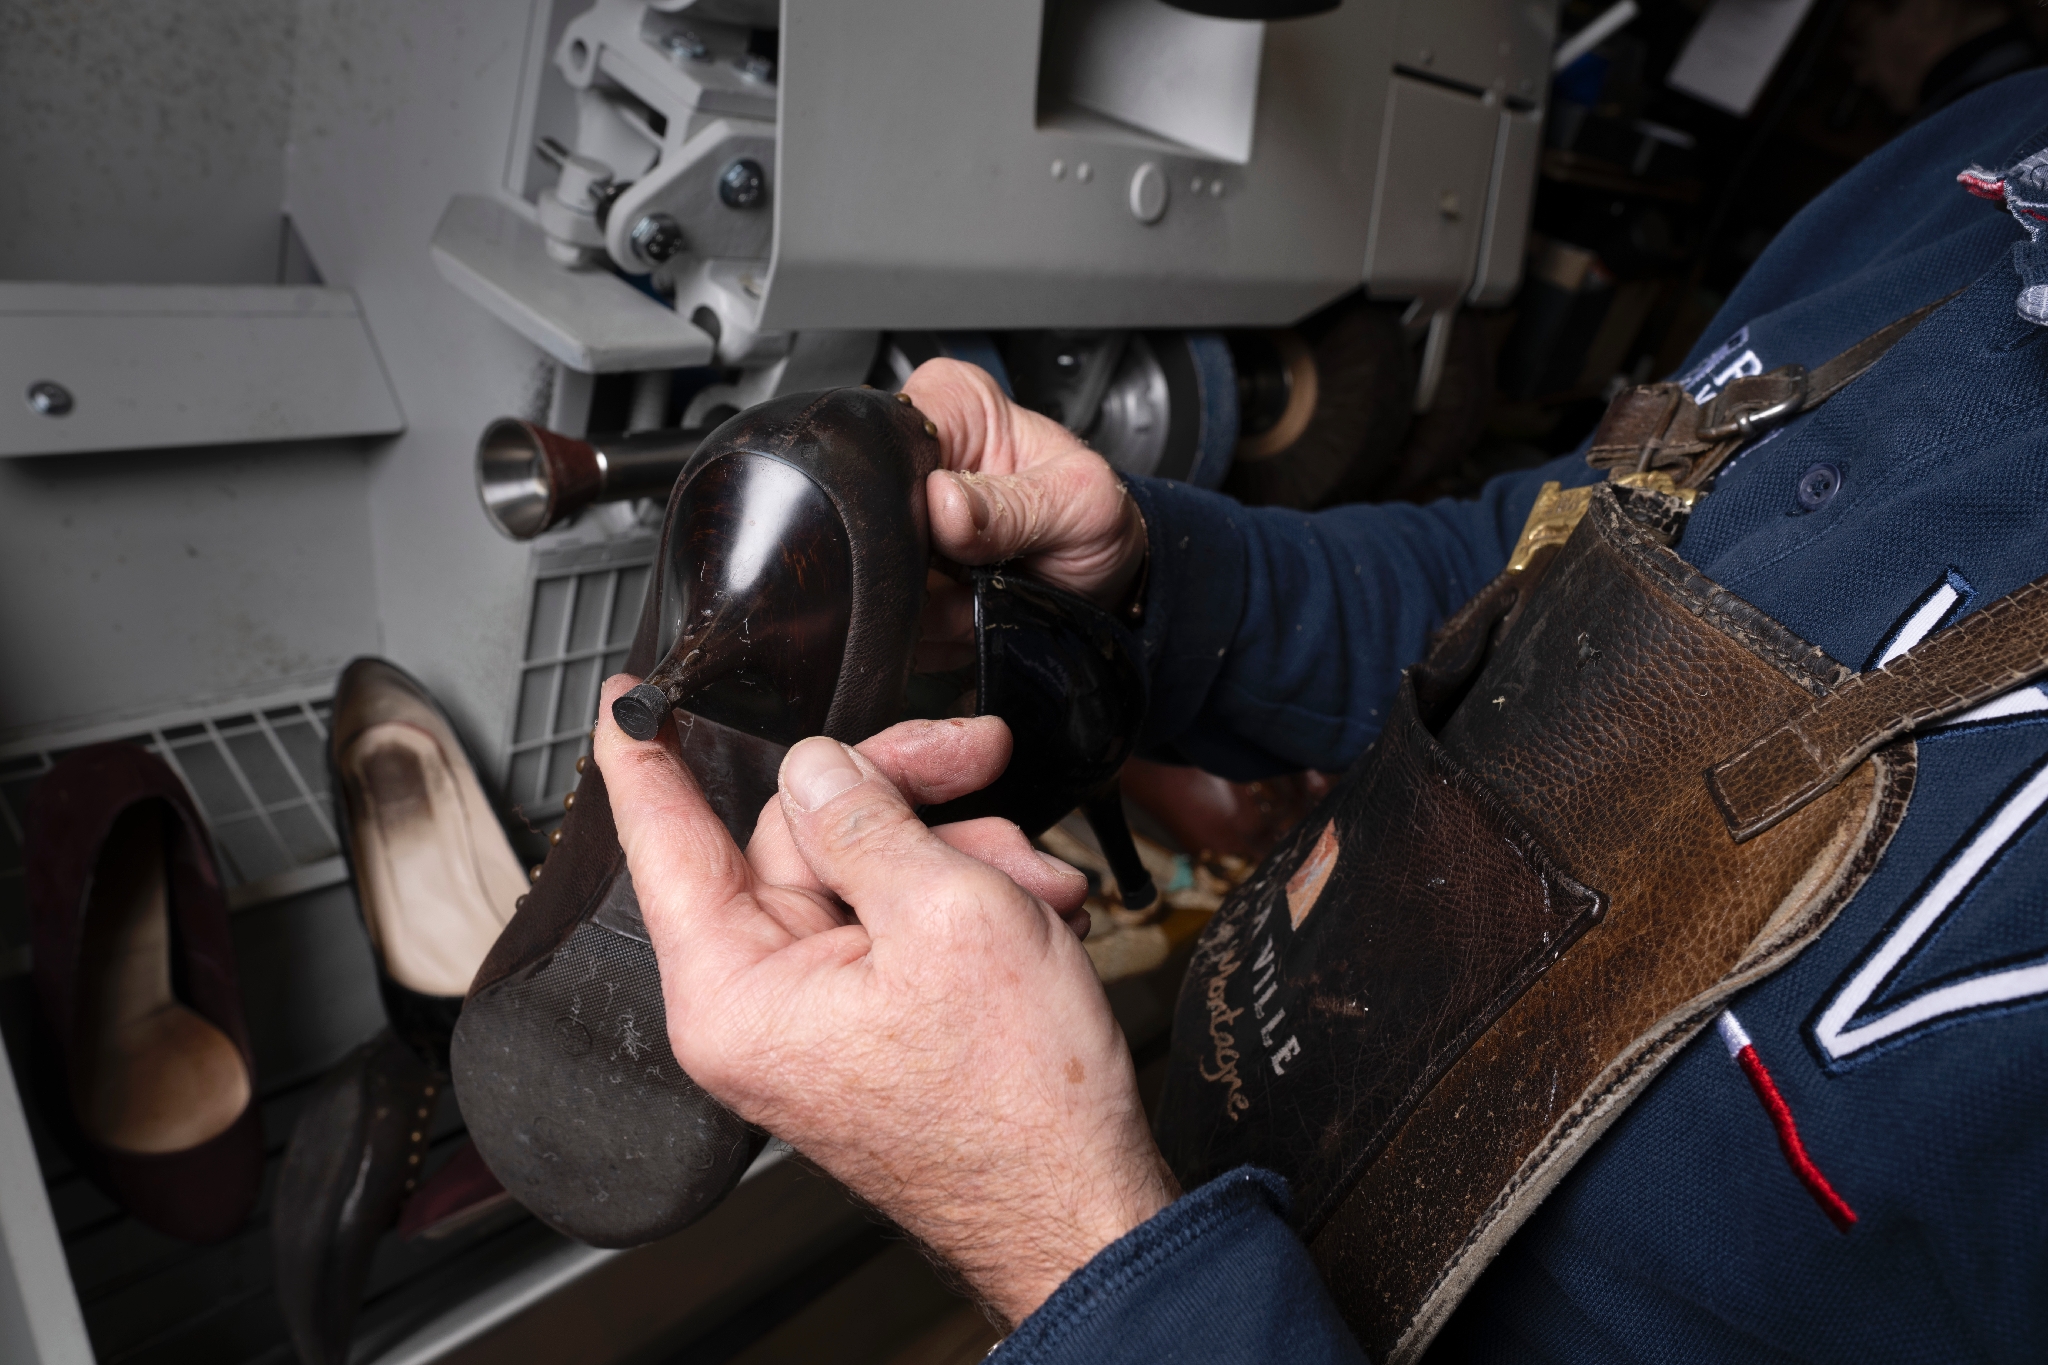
1665 0 1818 117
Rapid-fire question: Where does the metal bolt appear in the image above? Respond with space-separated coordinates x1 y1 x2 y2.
27 381 72 417
530 865 543 883
564 791 577 811
895 392 913 405
575 754 589 773
550 828 563 846
736 52 774 83
661 29 707 62
629 213 686 266
718 158 767 209
1438 191 1462 220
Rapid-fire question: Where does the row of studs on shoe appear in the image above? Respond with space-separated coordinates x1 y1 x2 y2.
512 389 941 913
373 1080 437 1195
516 760 589 912
408 1082 435 1193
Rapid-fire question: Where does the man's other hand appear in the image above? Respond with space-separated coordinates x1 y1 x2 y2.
904 359 1148 672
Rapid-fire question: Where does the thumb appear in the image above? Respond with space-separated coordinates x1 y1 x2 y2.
776 736 1015 937
928 461 1134 578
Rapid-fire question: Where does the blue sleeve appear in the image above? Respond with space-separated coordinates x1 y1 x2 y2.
1125 456 1591 780
991 1168 1370 1365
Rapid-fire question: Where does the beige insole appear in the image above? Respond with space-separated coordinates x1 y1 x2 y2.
72 803 251 1154
342 722 525 998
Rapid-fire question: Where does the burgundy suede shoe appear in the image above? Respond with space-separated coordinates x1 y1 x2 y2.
25 744 264 1244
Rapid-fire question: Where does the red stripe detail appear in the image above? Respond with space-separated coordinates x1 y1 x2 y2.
1734 1044 1858 1232
1957 171 2007 205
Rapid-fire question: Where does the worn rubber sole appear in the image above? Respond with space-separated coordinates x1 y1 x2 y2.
451 918 756 1248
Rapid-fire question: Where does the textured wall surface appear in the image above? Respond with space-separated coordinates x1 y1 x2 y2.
0 0 301 284
0 440 380 742
282 0 556 777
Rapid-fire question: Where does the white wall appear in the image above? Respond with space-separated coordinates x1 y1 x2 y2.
0 0 557 766
0 0 301 285
282 0 557 769
0 440 380 742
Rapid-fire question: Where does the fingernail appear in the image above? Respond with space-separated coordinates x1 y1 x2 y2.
951 473 992 532
1038 850 1080 879
782 737 863 810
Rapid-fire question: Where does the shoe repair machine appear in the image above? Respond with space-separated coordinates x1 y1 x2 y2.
443 0 1557 536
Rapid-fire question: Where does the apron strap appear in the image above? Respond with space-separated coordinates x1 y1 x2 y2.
1710 572 2048 840
1584 290 1963 491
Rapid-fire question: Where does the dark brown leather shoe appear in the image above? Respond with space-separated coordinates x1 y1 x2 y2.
452 388 939 1248
25 744 264 1244
326 657 530 1071
274 658 530 1363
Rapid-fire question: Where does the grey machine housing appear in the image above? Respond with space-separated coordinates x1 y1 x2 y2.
434 0 1555 493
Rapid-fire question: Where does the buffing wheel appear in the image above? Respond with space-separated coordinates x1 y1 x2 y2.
1224 299 1413 510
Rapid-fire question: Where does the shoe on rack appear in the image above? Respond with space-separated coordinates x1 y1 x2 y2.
273 657 529 1365
25 744 264 1244
453 387 940 1248
327 657 530 1066
395 1136 512 1241
273 1029 437 1365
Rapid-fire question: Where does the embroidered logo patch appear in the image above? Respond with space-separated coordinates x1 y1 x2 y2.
1812 752 2048 1065
1285 820 1339 929
1811 581 2048 1065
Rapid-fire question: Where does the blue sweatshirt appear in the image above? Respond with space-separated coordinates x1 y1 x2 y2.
997 72 2048 1365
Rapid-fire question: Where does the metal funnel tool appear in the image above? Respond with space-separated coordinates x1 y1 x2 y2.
475 419 707 540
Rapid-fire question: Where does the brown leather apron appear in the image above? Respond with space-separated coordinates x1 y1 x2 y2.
1154 297 2048 1362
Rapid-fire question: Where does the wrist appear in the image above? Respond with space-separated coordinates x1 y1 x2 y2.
931 1149 1181 1326
1101 490 1151 622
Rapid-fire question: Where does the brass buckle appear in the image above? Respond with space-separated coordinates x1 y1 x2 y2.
1507 481 1593 573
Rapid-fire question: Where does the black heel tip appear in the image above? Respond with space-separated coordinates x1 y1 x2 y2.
613 684 670 741
1120 878 1158 912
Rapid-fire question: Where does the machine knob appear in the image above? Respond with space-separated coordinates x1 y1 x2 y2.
1128 161 1168 225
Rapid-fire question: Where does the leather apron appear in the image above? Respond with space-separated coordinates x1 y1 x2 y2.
1153 297 2048 1362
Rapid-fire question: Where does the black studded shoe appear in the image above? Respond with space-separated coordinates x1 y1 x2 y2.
452 388 939 1248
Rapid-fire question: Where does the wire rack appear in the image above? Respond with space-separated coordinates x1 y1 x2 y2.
503 535 656 829
0 685 343 976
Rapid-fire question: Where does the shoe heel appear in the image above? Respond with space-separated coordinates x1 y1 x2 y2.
612 601 749 741
1084 782 1158 914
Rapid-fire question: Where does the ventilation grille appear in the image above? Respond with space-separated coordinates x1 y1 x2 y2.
0 686 342 975
506 537 655 827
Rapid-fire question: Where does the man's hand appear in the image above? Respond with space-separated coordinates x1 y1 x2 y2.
904 360 1147 670
596 677 1180 1324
